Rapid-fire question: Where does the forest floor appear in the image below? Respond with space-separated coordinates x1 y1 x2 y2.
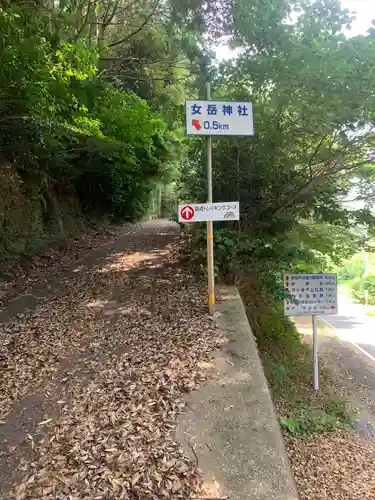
0 221 138 311
0 220 221 499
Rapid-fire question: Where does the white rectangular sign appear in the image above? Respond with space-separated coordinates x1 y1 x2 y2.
185 100 254 136
178 202 239 223
284 273 338 316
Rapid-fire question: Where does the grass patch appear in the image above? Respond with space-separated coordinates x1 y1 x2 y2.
256 306 315 401
279 398 355 437
239 279 355 438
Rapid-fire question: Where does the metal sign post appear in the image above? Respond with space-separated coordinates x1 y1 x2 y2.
185 100 254 136
312 315 319 391
205 83 215 314
178 202 240 314
284 273 338 391
182 90 254 314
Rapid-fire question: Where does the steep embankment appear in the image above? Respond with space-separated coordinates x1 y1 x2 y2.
0 164 88 267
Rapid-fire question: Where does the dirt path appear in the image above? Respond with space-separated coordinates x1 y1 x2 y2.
0 221 137 311
0 220 220 499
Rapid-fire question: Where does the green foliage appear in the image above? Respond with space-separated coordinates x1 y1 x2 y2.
337 260 365 282
337 249 375 277
0 0 223 267
237 276 313 397
352 275 375 305
183 219 358 303
254 307 314 401
336 251 375 303
181 0 375 287
0 0 213 264
279 399 355 437
0 1 185 241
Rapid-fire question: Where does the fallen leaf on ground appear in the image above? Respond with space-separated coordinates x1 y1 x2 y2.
0 222 222 500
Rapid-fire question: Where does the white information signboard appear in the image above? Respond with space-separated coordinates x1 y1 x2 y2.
178 202 239 223
185 100 254 136
284 273 338 317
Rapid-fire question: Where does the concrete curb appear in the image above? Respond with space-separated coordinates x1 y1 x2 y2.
177 286 299 500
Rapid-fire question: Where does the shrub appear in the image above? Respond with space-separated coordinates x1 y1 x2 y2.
352 275 375 304
337 259 365 282
0 7 174 224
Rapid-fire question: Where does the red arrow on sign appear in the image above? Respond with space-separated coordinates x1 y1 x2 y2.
180 205 195 221
192 119 201 131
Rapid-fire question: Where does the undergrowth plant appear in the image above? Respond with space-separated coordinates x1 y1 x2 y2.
279 399 355 437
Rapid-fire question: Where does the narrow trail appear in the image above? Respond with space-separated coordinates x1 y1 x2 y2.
0 220 220 500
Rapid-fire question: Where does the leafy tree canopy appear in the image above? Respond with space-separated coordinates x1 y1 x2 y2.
181 0 375 294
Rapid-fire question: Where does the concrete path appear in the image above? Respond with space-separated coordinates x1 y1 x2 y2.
177 287 299 500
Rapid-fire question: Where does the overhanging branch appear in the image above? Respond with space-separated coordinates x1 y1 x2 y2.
108 0 160 48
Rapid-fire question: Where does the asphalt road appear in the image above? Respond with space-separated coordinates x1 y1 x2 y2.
321 295 375 362
316 295 375 418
